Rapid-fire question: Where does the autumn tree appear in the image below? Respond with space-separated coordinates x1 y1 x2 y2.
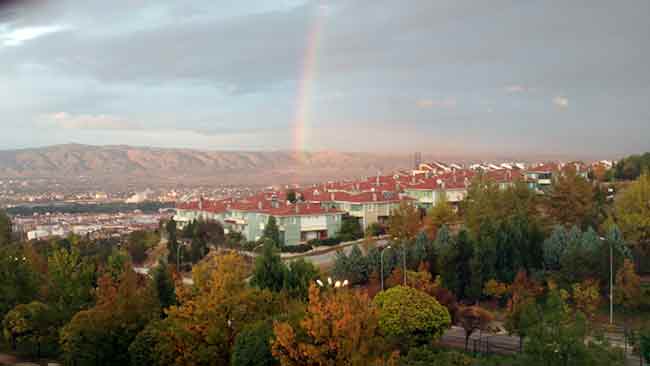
457 306 494 351
273 284 384 366
546 169 596 229
160 253 280 366
373 286 451 349
571 279 601 320
423 199 455 240
615 172 650 252
388 201 421 243
505 270 541 350
614 259 641 311
60 267 159 366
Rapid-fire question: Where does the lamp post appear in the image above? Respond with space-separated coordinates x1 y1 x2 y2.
381 245 392 291
601 236 614 325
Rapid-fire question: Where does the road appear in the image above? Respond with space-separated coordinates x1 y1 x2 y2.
284 239 389 266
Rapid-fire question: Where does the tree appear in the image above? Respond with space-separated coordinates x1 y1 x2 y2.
161 253 280 366
388 201 421 243
129 321 164 366
505 271 541 350
457 306 494 351
272 284 384 366
398 347 473 366
332 245 369 285
373 286 451 348
45 246 95 320
166 218 179 265
546 169 596 230
2 301 58 358
339 216 364 241
60 268 159 366
612 152 650 180
263 216 281 247
520 289 625 366
286 190 298 204
423 199 455 240
251 240 287 292
615 172 650 252
283 259 319 301
196 219 226 246
232 321 279 366
153 260 177 312
0 210 11 246
127 230 158 264
0 246 38 318
440 229 473 300
571 279 601 320
614 259 641 311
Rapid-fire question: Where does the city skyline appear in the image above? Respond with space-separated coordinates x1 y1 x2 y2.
1 0 649 156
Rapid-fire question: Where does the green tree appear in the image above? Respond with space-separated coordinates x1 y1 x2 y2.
251 240 287 292
373 286 451 348
519 289 625 366
332 244 369 285
615 172 650 252
106 248 131 280
153 260 176 312
286 190 298 204
0 210 11 247
2 301 58 358
339 215 364 242
129 321 164 366
46 246 95 319
232 321 279 366
263 216 281 247
543 225 570 271
166 218 179 265
283 259 319 301
440 229 473 300
0 246 38 317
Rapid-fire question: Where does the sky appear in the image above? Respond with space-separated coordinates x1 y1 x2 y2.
0 0 649 158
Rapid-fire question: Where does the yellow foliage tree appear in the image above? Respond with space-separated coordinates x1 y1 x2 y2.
388 201 421 243
614 259 641 311
423 199 456 240
272 284 385 366
571 279 601 319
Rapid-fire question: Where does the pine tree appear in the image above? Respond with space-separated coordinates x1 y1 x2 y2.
263 216 281 247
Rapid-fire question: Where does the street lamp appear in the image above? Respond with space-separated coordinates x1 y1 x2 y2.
381 245 392 291
600 236 614 325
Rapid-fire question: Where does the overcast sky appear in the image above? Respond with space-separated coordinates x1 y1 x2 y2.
0 0 648 157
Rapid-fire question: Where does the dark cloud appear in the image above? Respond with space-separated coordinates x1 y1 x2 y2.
0 0 648 156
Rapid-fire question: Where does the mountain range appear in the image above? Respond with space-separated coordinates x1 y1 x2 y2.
0 144 413 188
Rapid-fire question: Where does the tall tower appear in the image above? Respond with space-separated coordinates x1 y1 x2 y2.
414 152 422 170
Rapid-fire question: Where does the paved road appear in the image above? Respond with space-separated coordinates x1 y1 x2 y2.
285 239 389 266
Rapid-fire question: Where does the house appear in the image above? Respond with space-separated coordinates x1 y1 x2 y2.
175 195 343 246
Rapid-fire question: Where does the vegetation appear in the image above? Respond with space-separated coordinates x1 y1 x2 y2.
611 152 650 180
0 210 11 246
615 172 650 252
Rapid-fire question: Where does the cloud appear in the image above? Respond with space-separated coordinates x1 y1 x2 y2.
417 98 457 109
553 96 569 108
46 112 140 130
1 24 70 46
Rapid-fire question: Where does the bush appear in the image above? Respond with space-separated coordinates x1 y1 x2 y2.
241 241 259 252
308 237 343 247
399 346 473 366
373 286 452 348
281 244 313 253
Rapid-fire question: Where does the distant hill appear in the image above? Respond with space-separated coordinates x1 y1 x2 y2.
0 144 412 187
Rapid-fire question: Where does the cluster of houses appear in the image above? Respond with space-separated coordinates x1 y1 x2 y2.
175 160 600 246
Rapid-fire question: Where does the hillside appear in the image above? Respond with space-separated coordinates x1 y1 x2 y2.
0 144 411 187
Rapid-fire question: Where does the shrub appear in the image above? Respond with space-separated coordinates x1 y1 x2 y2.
281 244 313 253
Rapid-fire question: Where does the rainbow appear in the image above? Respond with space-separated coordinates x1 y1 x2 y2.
292 5 327 160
